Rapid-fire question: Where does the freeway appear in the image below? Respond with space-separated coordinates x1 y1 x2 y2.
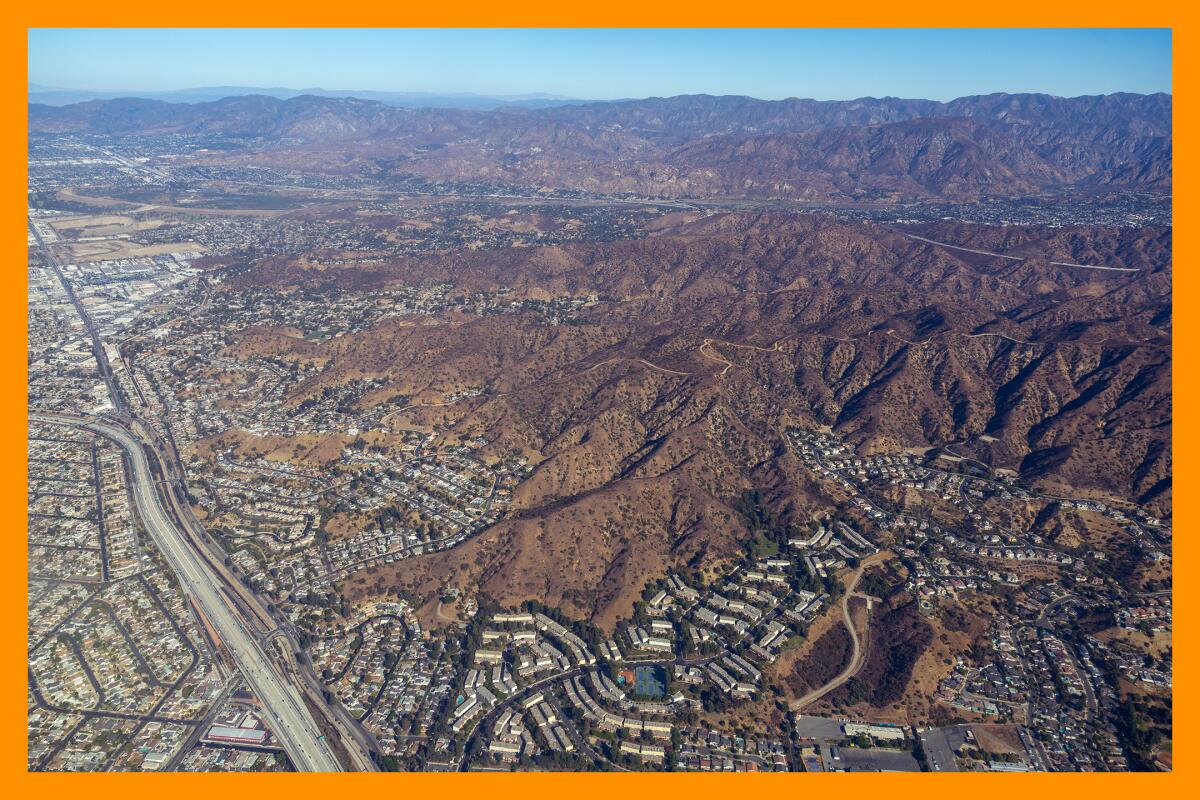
128 417 379 770
32 412 343 772
30 217 372 770
29 220 125 412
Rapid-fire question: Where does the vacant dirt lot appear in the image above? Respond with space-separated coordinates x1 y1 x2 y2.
971 724 1025 755
65 239 206 260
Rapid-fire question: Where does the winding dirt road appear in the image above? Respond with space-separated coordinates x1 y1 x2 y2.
789 552 887 711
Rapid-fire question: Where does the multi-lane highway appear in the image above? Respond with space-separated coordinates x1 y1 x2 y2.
124 416 378 770
30 218 357 771
29 220 124 411
32 412 343 772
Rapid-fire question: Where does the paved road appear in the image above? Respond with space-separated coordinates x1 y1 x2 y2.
1037 593 1081 627
33 413 343 772
1016 724 1051 771
29 221 126 413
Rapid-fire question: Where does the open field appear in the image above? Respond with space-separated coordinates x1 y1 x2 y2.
63 239 206 260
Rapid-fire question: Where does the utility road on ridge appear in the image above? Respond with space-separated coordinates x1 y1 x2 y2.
902 232 1141 272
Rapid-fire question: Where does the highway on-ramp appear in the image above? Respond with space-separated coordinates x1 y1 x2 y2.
31 412 343 772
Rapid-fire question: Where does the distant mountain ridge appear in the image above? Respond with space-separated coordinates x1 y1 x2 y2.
28 91 1172 201
27 83 589 109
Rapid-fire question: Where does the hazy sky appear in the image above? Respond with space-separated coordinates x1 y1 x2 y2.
28 29 1172 101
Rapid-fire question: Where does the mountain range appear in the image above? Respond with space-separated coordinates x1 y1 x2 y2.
27 83 588 109
216 212 1171 624
29 91 1172 202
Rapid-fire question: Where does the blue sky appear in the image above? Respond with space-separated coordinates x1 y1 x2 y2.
28 29 1172 101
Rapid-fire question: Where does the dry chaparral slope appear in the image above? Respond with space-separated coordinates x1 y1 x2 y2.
216 211 1170 629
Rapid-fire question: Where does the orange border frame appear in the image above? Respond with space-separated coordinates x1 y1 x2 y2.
4 9 1188 797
